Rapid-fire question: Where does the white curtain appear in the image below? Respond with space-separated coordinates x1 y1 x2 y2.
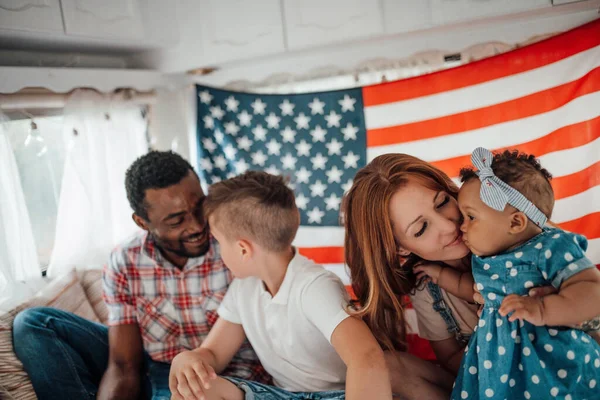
0 116 42 305
47 90 148 276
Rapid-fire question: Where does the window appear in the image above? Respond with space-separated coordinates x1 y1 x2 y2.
4 114 66 270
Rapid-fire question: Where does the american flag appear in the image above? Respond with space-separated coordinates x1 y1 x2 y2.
195 19 600 358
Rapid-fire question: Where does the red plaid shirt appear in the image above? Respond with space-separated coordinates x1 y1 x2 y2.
103 231 269 382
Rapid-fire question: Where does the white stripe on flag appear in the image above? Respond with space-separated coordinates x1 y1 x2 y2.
537 137 600 178
551 186 600 224
586 238 600 265
364 46 600 129
366 91 600 161
294 226 344 248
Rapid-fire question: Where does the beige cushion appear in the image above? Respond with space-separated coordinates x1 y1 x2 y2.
80 269 108 324
0 270 98 399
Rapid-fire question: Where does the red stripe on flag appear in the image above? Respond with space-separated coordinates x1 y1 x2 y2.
367 67 600 147
362 19 600 107
558 212 600 240
298 246 345 264
552 161 600 200
429 116 600 191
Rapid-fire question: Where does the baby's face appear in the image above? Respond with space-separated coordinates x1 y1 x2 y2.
457 180 514 257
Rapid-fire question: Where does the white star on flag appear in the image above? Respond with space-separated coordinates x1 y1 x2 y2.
251 150 267 166
225 96 240 112
311 153 328 170
214 155 227 171
266 139 282 156
252 125 267 141
214 130 225 144
308 98 325 115
251 98 267 114
202 138 217 153
279 99 295 116
223 144 237 160
203 115 214 129
342 151 360 168
280 126 297 143
266 112 281 129
235 159 250 174
326 138 343 156
295 194 309 210
325 110 342 127
310 125 327 142
296 140 312 157
224 121 240 136
339 94 356 112
342 123 359 140
281 153 298 170
295 113 311 130
200 158 213 173
326 166 343 183
237 136 253 151
325 193 342 210
296 167 312 184
307 207 325 224
210 106 225 120
199 90 213 104
265 165 280 176
310 180 327 197
342 179 354 193
238 110 253 126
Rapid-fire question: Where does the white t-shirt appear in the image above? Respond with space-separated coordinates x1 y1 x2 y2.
217 251 351 392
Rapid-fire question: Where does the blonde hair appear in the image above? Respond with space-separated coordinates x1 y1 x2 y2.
343 153 459 351
204 171 300 252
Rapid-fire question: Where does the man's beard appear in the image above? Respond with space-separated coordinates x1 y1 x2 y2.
152 233 210 259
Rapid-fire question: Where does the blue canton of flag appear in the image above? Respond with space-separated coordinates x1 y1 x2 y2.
196 85 367 226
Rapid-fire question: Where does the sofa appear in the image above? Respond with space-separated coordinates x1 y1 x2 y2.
0 269 107 400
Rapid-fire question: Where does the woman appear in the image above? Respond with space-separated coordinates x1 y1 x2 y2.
343 153 598 396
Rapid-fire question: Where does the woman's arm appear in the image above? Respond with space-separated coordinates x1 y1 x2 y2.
429 336 464 375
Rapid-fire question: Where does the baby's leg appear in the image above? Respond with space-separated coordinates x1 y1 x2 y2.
385 351 454 400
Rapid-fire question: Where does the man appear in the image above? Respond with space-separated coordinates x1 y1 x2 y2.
13 151 267 400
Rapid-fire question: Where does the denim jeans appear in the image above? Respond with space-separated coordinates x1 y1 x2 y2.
12 307 171 400
224 377 345 400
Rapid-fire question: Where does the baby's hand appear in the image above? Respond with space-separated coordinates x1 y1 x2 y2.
414 264 443 285
499 294 545 326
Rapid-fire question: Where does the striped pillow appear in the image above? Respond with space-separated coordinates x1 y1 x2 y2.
0 270 98 399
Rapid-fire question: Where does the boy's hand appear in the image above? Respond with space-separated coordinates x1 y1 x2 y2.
414 264 443 284
169 350 217 400
499 294 545 326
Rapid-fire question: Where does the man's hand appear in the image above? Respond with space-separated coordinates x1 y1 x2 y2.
169 351 217 400
414 264 444 285
499 294 545 326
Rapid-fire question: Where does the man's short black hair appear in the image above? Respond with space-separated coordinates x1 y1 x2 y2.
125 151 196 220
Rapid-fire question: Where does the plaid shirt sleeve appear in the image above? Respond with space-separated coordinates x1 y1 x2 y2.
102 248 137 326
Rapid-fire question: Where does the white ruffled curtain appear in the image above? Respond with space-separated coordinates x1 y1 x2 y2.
0 117 42 306
46 90 148 277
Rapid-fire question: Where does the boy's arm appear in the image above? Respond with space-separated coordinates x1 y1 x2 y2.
169 318 246 400
414 264 475 302
331 316 392 400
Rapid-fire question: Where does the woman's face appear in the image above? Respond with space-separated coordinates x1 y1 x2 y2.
389 181 470 263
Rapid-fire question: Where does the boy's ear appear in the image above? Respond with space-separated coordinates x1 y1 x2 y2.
238 239 253 260
509 211 528 234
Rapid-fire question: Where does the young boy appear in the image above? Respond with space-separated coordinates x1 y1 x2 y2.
169 171 392 400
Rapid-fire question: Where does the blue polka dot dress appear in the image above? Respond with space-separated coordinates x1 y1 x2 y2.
451 227 600 400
